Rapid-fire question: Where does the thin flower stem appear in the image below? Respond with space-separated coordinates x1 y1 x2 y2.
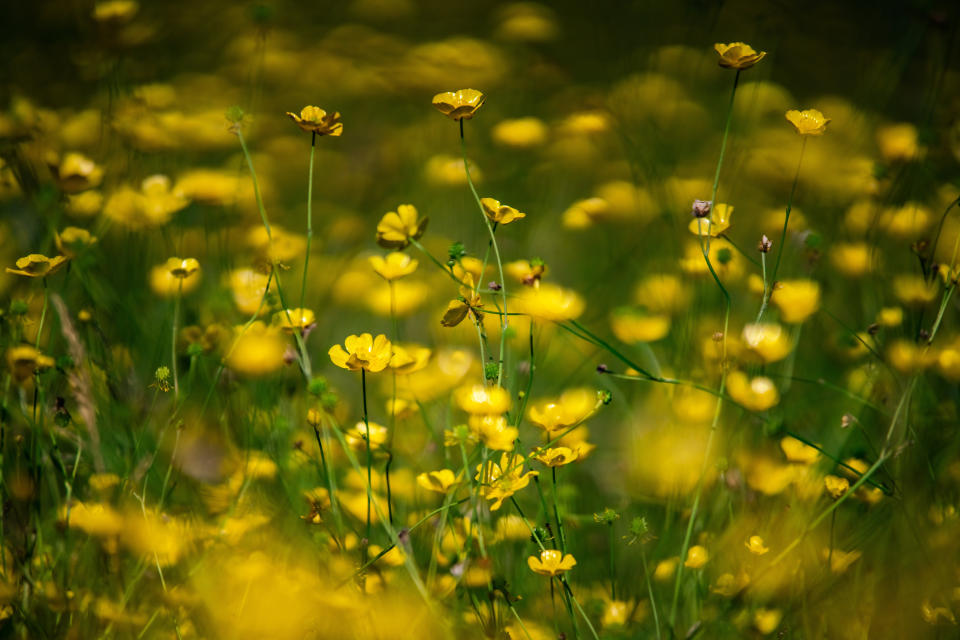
171 279 182 398
299 131 316 310
551 466 566 553
607 522 616 601
35 278 48 351
757 137 807 322
460 119 508 386
640 545 663 640
410 238 470 288
361 368 372 566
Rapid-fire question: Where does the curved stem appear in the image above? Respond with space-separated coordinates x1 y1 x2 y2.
171 279 182 398
299 131 316 309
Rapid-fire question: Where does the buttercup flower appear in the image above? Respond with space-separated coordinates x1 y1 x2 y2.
527 388 599 436
6 254 68 278
370 252 418 281
55 227 98 258
271 308 316 335
745 535 770 555
455 384 511 415
47 152 104 193
531 446 579 467
512 283 585 322
688 202 732 237
328 333 393 373
416 469 458 494
780 436 820 464
785 109 830 136
684 545 709 568
389 344 432 374
469 414 518 451
727 371 779 411
480 197 526 225
286 106 343 136
476 453 537 510
432 89 485 121
824 475 850 499
376 204 428 249
714 42 766 69
165 257 200 279
527 549 576 577
441 274 484 328
770 279 821 323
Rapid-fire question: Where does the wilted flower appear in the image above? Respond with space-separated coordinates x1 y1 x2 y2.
480 197 526 225
714 42 766 69
432 89 485 121
328 333 392 373
785 109 830 135
527 549 576 577
7 254 68 278
285 106 343 136
376 204 428 249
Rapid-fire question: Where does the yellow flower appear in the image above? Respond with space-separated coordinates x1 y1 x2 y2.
601 600 630 628
66 190 103 218
491 117 548 149
6 254 68 278
610 307 671 343
416 469 458 494
822 548 861 574
55 227 97 258
93 0 138 23
527 388 599 436
455 384 511 415
476 453 538 511
165 257 200 279
285 106 343 136
7 346 55 384
344 421 388 453
506 259 546 287
754 608 782 635
527 549 576 577
369 252 418 281
780 436 820 464
513 283 585 322
877 122 921 162
684 545 709 569
432 89 485 121
742 323 792 363
227 268 270 316
375 204 428 250
224 322 287 377
531 446 579 467
714 42 766 70
830 242 876 277
271 308 316 335
480 197 526 225
892 274 938 306
770 279 820 323
389 344 431 374
441 274 484 328
727 371 779 411
328 333 392 373
744 535 770 555
824 475 850 499
785 109 830 136
653 557 678 581
887 339 934 374
469 414 519 451
688 202 732 237
47 152 104 193
562 197 609 229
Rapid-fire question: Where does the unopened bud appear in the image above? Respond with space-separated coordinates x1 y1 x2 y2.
758 234 772 253
691 199 712 218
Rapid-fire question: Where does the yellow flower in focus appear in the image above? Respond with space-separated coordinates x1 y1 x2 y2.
376 204 428 250
432 89 485 121
469 414 518 451
770 279 820 323
610 307 671 343
476 453 537 511
742 323 792 363
285 106 343 136
480 197 526 225
47 152 104 193
224 322 287 377
531 446 579 467
416 469 458 494
824 475 850 499
6 254 68 278
55 227 97 258
688 203 733 237
684 545 708 569
727 371 779 411
369 252 418 281
328 333 392 373
527 549 576 577
714 42 766 69
271 308 316 335
455 384 511 415
165 257 200 279
780 436 820 464
513 283 585 322
491 117 548 149
744 535 770 555
785 109 829 136
441 274 484 328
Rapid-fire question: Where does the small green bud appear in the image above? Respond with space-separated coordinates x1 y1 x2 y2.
484 362 499 381
308 377 329 397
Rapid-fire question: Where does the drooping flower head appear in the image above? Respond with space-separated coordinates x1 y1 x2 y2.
432 89 485 121
286 106 343 136
714 42 766 70
328 333 393 372
785 109 830 136
480 197 526 225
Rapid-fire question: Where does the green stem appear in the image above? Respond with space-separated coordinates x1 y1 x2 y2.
551 466 566 553
361 368 372 565
171 279 182 398
607 522 616 601
35 278 48 350
300 131 316 309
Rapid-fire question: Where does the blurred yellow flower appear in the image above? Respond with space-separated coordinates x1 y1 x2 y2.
389 344 431 374
754 608 782 635
227 268 270 316
328 333 392 373
653 557 678 581
285 106 343 136
727 371 779 411
480 197 526 225
892 274 938 306
634 273 691 314
150 262 201 297
376 204 428 250
55 227 97 258
785 109 829 136
6 254 68 278
224 322 287 377
877 306 903 327
610 307 671 343
877 122 921 162
824 474 850 499
344 421 388 453
745 535 770 555
688 202 732 237
7 346 55 384
455 384 511 415
47 152 104 193
527 549 576 577
829 242 876 277
416 469 458 494
780 436 820 464
770 279 820 323
369 252 418 281
742 323 792 363
601 600 630 628
432 89 485 121
531 446 579 467
506 259 546 286
714 42 766 69
272 308 316 335
66 190 103 218
513 283 584 322
165 257 200 279
527 388 599 436
684 545 708 568
491 117 548 148
469 414 518 451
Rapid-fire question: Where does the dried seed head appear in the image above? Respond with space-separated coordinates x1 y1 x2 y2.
758 234 772 253
691 199 712 218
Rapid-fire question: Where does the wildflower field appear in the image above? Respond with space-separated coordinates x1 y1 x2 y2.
2 1 960 638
